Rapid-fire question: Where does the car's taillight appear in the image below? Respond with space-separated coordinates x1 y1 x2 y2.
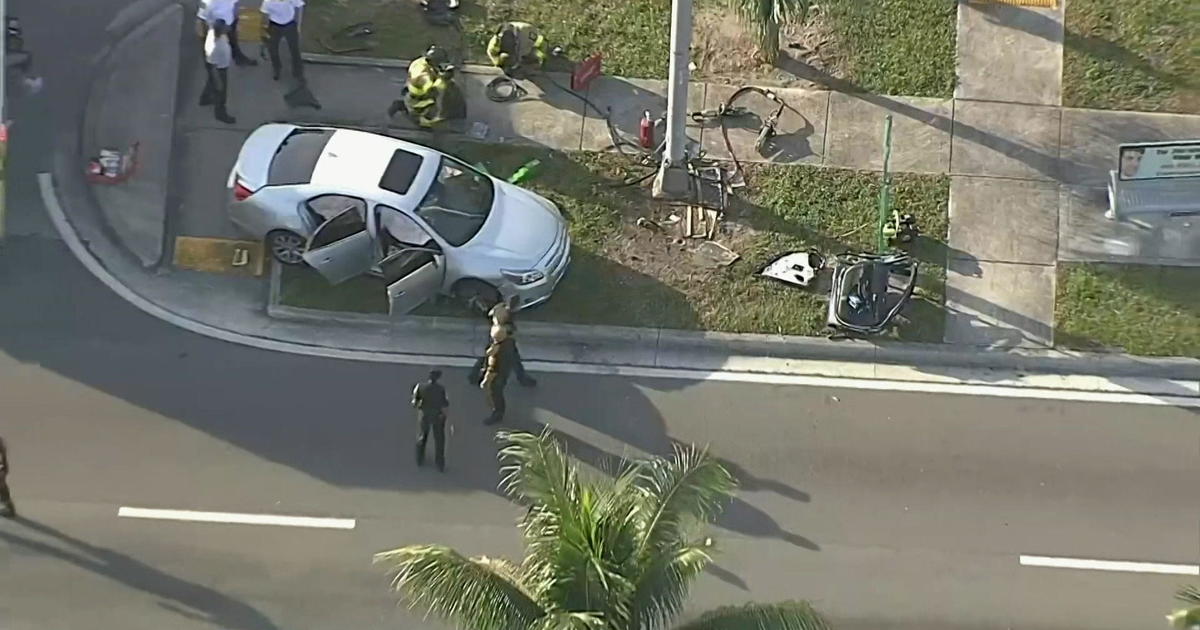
233 180 253 201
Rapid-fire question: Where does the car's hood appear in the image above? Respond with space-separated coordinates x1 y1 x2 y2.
466 182 562 263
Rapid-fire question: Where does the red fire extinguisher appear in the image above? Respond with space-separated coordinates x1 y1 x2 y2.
639 110 654 149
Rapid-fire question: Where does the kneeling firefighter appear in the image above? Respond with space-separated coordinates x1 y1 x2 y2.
487 22 547 76
388 45 459 128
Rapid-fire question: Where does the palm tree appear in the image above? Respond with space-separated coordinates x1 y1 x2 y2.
1168 585 1200 629
724 0 811 64
375 429 827 630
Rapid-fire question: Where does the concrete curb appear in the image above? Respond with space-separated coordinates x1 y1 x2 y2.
264 263 1200 381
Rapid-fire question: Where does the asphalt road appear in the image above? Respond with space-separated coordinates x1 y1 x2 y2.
2 2 1198 629
1 233 1197 630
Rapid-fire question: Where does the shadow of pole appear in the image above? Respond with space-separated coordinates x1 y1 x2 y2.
774 56 1064 181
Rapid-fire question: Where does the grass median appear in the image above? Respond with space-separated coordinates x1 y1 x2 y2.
1055 263 1200 357
1062 0 1200 113
299 0 957 97
279 140 949 341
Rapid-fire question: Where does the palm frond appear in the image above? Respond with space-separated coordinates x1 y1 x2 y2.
373 545 544 630
673 601 828 630
626 542 713 630
528 611 607 630
543 482 637 625
1171 584 1200 629
635 443 736 559
498 430 581 513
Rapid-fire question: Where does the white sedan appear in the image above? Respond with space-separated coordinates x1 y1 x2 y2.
226 124 571 314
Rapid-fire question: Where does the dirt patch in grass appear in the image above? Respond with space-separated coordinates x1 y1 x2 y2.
1055 263 1200 357
280 135 950 341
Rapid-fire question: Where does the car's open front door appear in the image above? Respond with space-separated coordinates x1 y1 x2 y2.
381 247 446 314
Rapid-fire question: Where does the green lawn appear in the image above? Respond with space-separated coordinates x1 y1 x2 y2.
299 0 958 97
818 0 959 98
1062 0 1200 113
300 0 671 79
1055 263 1200 357
279 264 388 313
279 139 950 341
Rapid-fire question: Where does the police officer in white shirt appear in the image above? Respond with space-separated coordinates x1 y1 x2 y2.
261 0 304 81
197 0 256 66
200 19 237 124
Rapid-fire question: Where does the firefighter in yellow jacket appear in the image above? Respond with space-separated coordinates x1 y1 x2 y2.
487 22 547 76
388 46 454 128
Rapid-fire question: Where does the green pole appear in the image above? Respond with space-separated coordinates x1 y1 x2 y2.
877 114 894 252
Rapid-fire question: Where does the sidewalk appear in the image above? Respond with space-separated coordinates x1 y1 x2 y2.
946 0 1200 347
53 0 1200 385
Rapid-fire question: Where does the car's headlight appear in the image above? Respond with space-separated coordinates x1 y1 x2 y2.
502 269 545 285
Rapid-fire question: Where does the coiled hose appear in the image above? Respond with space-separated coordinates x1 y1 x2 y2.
484 73 646 159
717 86 803 180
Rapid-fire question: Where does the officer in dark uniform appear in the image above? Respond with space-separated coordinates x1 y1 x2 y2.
411 369 450 471
0 436 16 518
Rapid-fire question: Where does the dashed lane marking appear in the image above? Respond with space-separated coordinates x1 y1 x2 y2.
118 507 356 530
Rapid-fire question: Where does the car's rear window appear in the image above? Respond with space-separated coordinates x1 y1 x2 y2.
267 128 334 185
379 149 425 195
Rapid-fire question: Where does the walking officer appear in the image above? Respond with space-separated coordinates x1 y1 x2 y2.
197 0 258 66
411 369 450 472
201 19 237 124
0 436 16 518
260 0 305 81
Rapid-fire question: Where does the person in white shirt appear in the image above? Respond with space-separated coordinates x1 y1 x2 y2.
197 0 256 66
200 19 237 124
261 0 304 81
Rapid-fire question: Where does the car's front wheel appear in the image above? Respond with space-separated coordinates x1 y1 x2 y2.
452 279 501 314
266 230 306 265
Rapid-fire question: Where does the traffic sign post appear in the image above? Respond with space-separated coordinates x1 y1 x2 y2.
876 115 894 252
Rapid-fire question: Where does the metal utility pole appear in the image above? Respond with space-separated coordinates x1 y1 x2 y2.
652 0 692 199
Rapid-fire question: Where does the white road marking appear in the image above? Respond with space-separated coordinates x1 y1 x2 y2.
1019 555 1200 575
118 507 356 530
529 362 1200 408
39 172 1200 410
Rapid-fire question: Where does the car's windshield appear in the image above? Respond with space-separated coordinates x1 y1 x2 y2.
414 157 494 247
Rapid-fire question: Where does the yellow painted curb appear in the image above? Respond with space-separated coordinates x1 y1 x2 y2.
173 236 265 277
237 6 264 44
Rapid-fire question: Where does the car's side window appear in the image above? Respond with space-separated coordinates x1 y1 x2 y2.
377 205 433 254
309 205 367 249
305 194 366 224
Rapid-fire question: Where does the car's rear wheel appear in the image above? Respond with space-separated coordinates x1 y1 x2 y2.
452 279 501 314
266 230 306 265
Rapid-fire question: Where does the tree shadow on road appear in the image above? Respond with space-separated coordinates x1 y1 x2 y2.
0 517 279 630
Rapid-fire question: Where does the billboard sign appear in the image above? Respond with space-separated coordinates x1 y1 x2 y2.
1116 140 1200 181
